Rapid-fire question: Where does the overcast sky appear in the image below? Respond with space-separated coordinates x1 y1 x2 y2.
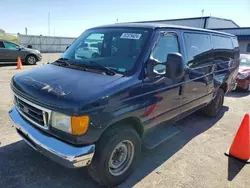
1 0 250 37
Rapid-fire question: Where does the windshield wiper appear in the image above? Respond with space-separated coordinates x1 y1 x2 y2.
88 61 116 75
54 58 87 71
54 58 72 66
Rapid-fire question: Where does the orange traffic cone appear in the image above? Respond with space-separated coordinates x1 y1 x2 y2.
225 114 250 163
16 57 23 70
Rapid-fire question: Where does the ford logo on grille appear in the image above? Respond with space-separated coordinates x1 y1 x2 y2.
23 106 29 113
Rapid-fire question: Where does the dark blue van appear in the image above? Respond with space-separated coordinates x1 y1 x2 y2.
9 23 239 186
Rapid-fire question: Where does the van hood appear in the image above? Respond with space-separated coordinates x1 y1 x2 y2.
11 64 130 115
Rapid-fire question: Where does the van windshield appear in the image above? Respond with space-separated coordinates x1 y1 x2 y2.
60 28 151 74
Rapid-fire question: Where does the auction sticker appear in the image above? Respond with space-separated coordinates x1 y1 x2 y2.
120 33 142 40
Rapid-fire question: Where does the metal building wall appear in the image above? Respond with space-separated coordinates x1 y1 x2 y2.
135 18 206 28
17 34 76 53
206 17 239 29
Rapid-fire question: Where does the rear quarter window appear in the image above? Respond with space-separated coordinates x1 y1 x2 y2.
232 37 239 48
212 35 233 49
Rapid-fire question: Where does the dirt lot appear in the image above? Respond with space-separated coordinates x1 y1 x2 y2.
1 53 250 188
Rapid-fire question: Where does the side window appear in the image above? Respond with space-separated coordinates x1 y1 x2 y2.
75 33 104 59
212 35 233 49
0 41 5 48
3 42 19 50
247 43 250 53
151 32 179 63
184 33 212 65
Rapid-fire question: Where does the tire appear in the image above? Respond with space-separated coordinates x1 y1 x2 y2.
242 84 249 92
88 125 141 186
202 88 224 117
25 55 37 65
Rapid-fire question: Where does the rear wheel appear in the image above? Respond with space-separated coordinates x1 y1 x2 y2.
202 88 224 117
88 125 141 186
25 55 37 65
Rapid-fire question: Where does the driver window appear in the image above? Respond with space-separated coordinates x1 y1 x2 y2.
3 42 19 50
151 33 179 63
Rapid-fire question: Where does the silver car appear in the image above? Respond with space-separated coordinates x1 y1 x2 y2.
0 39 42 65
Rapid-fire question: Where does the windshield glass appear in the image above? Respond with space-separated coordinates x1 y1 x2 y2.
61 28 151 74
240 54 250 67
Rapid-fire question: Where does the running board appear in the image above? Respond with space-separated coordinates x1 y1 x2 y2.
142 124 179 149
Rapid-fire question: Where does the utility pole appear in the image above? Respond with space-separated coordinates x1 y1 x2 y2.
116 18 119 24
48 12 50 36
201 9 204 28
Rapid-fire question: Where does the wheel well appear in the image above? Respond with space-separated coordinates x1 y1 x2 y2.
220 83 228 93
103 117 144 137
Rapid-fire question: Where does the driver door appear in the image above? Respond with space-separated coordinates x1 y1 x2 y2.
141 31 184 131
3 41 21 62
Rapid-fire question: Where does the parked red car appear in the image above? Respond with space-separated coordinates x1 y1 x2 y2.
236 54 250 91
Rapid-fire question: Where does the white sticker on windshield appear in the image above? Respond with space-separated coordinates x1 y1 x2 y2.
120 33 142 40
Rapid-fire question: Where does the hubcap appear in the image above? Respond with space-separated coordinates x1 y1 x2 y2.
108 140 134 176
28 56 36 64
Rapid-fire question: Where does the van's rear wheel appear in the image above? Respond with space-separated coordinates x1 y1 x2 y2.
88 125 141 186
202 88 224 117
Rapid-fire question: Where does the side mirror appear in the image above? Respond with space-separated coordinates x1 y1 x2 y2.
66 45 70 50
165 53 185 78
153 64 166 75
146 58 166 78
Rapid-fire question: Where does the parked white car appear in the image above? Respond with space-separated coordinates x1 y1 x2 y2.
75 42 100 59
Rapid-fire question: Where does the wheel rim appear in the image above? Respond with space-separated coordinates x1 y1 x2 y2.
108 140 134 176
28 56 36 64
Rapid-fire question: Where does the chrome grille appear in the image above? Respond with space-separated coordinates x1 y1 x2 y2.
14 94 51 130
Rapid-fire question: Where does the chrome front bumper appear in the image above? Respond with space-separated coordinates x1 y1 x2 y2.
9 107 95 168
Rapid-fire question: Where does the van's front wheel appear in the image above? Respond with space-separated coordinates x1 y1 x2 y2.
202 88 224 117
88 125 141 186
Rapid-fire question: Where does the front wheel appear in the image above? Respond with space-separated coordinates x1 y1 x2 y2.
88 125 141 186
202 88 224 117
25 55 37 65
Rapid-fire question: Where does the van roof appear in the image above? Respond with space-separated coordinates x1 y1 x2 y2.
91 23 235 37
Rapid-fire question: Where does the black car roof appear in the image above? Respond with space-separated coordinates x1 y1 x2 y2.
90 23 235 37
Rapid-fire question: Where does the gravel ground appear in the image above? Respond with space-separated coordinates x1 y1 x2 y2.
1 53 250 188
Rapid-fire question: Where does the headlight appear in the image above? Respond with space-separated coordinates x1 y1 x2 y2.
237 73 249 79
51 112 89 135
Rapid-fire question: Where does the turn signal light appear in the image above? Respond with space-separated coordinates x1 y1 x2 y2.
71 116 89 135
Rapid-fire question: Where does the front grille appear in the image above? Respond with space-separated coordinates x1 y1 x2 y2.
14 95 51 130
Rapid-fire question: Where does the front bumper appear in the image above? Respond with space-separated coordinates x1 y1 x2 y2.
37 54 42 61
236 79 249 89
9 107 95 168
